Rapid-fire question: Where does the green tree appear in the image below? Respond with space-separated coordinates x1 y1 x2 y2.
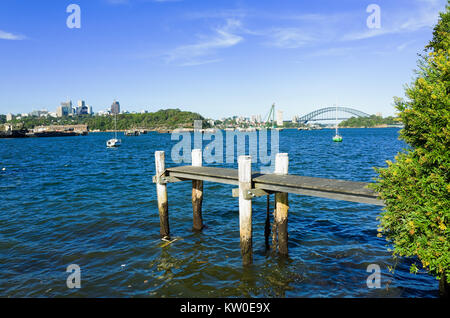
371 6 450 297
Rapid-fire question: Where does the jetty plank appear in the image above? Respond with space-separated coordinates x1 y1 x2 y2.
167 166 240 185
165 166 383 206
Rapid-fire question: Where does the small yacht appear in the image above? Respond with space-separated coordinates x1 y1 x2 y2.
333 104 343 142
107 138 121 148
107 114 122 148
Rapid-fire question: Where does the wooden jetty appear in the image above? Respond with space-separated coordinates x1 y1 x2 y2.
153 150 384 266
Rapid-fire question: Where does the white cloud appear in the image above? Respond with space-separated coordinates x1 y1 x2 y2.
165 19 243 66
341 0 446 41
396 40 415 51
0 30 25 40
265 27 316 48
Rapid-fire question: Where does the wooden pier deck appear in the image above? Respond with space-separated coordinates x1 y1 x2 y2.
165 166 383 206
153 150 384 266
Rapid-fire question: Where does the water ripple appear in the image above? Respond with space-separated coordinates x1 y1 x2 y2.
0 129 439 297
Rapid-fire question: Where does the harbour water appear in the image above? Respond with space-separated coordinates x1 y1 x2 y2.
0 128 440 297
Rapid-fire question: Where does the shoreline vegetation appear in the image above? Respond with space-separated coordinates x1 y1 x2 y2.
338 115 400 128
1 109 207 133
1 109 402 133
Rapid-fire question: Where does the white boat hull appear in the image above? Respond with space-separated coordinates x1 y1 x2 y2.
107 138 121 148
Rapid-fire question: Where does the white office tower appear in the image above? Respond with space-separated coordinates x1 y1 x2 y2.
277 110 283 126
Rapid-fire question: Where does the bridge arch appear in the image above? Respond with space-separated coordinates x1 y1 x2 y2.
298 107 371 123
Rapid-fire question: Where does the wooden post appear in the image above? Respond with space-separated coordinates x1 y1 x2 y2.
155 151 170 240
265 194 271 250
191 149 204 231
275 153 289 256
238 155 252 265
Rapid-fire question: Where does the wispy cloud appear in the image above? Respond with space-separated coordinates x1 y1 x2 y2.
0 30 25 40
396 40 416 52
250 12 351 49
341 0 446 41
265 27 316 49
165 19 243 66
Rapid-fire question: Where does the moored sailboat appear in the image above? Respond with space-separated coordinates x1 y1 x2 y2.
333 104 343 142
107 113 122 148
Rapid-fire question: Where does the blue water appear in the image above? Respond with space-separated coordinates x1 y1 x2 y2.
0 128 439 297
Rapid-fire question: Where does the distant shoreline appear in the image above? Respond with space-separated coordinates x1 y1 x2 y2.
90 126 404 133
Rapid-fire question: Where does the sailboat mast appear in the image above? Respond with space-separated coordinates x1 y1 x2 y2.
114 114 117 139
335 105 338 134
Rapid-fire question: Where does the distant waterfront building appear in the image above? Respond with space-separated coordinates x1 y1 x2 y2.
75 100 86 115
58 100 72 117
292 115 298 124
276 110 283 126
61 100 72 109
111 100 120 114
62 100 75 116
98 110 110 116
376 112 382 117
6 113 13 121
57 101 72 118
79 105 89 115
56 106 67 118
87 105 93 115
30 109 49 117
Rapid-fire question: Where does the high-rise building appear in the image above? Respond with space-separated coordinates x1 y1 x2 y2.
58 100 72 117
87 105 93 115
56 106 69 117
276 110 283 126
6 113 13 121
61 100 72 109
111 100 120 114
78 105 89 115
57 101 72 117
75 100 85 115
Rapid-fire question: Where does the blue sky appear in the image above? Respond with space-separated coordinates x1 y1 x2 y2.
0 0 447 119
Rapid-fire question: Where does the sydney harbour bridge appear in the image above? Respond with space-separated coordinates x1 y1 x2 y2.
297 107 371 124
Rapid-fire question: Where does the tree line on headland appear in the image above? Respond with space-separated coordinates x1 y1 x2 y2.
2 109 207 131
339 115 400 128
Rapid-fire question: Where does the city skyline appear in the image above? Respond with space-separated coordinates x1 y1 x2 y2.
0 0 447 119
